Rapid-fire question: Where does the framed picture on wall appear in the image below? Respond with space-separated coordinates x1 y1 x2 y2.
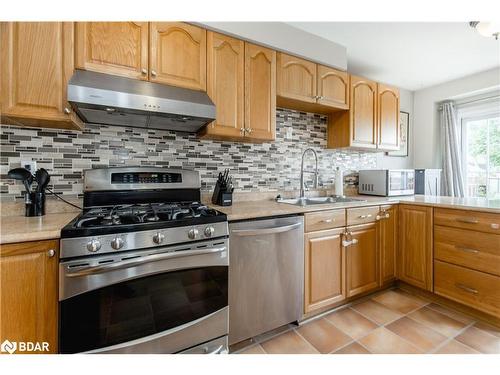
387 111 409 157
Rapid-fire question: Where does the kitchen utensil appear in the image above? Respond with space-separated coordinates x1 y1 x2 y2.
7 167 33 194
35 168 50 193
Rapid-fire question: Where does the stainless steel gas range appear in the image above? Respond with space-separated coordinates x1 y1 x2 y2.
58 167 229 354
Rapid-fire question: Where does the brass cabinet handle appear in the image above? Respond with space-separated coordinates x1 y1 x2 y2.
342 232 358 247
141 68 148 75
456 217 479 224
491 223 499 230
455 283 478 295
240 127 246 134
64 107 71 114
321 219 333 223
47 249 56 257
246 128 252 134
455 246 479 254
151 70 157 77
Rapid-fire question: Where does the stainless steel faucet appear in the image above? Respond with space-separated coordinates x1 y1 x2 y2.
300 148 319 198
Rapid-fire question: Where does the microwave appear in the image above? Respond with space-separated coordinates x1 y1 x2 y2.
358 169 415 196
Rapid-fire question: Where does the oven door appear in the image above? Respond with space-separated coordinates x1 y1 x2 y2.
59 239 228 354
387 170 415 196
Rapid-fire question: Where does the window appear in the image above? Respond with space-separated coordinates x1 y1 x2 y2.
461 113 500 199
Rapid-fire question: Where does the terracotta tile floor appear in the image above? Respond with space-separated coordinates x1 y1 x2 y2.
235 288 500 354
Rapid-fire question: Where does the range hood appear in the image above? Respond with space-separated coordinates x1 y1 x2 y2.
67 70 216 132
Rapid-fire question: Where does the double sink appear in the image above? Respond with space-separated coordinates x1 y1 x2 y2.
276 195 366 207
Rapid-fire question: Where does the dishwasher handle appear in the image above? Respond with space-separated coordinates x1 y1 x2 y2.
231 222 302 236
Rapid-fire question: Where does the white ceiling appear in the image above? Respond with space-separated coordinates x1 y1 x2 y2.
288 22 500 91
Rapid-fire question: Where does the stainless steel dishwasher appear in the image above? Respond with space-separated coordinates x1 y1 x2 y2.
228 215 304 345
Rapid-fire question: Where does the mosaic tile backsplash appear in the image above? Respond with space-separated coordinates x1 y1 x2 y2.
0 108 377 200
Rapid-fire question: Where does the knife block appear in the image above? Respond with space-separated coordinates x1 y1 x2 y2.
211 181 232 206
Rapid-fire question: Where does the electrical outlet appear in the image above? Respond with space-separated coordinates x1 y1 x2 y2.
21 160 37 173
285 127 293 140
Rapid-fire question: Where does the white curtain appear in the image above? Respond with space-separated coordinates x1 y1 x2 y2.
441 101 465 197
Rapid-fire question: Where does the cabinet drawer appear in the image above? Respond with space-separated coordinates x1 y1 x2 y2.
434 260 500 317
305 209 345 232
347 206 380 226
434 225 500 276
434 208 500 234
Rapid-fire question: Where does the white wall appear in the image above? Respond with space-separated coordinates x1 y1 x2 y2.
197 22 347 71
413 68 500 169
376 88 414 169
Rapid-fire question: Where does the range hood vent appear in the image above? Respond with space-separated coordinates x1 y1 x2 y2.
67 70 216 132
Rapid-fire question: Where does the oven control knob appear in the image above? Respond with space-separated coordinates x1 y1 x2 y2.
86 239 101 253
188 228 199 240
111 237 124 250
153 232 165 244
204 226 215 237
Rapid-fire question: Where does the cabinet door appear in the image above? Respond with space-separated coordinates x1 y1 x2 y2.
204 32 244 139
0 240 58 353
304 229 346 313
244 43 276 141
398 204 433 291
377 83 400 151
346 223 379 297
277 53 317 103
350 75 377 149
379 205 398 285
1 22 82 130
317 65 349 109
149 22 206 91
75 22 149 80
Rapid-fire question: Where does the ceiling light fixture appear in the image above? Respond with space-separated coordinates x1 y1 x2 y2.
470 21 500 40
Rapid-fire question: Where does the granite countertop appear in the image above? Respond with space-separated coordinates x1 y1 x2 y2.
207 195 500 221
1 195 498 244
0 212 79 245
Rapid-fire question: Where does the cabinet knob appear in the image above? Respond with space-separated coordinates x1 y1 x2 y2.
246 128 252 134
141 68 148 75
47 249 56 257
240 127 246 134
151 70 157 77
64 107 71 114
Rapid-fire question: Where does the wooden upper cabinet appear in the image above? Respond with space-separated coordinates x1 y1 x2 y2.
345 223 379 298
203 32 244 139
244 43 276 141
1 22 82 130
317 65 349 109
304 229 346 313
377 83 400 151
0 240 59 353
75 22 149 80
379 205 398 285
350 75 378 149
277 53 317 104
149 22 206 91
398 204 433 291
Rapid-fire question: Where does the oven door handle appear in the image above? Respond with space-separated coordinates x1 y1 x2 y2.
65 246 227 277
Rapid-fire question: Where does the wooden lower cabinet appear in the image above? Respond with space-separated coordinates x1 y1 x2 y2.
398 204 433 291
434 260 500 318
379 205 397 285
0 240 59 354
304 228 346 313
345 223 379 297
